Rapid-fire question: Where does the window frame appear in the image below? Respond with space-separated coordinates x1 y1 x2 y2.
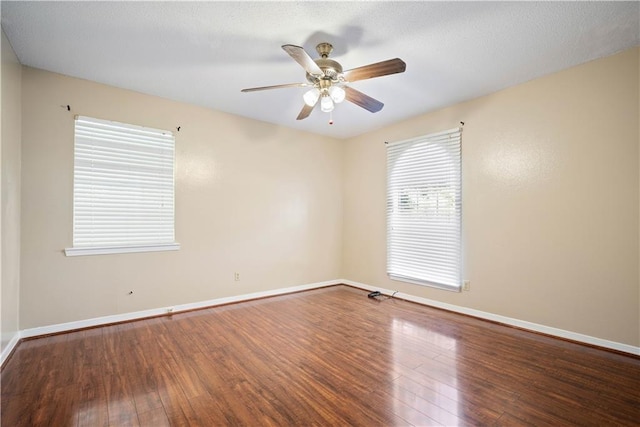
386 127 462 292
65 115 179 257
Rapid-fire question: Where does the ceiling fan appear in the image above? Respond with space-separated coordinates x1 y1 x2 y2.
241 42 406 121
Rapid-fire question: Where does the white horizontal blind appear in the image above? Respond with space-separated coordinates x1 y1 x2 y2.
386 128 462 291
72 116 175 250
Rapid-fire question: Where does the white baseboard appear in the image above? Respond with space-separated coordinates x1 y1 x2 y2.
341 279 640 356
1 331 21 367
12 278 640 358
20 279 341 339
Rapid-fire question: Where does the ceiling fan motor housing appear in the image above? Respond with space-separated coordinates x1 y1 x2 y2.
306 58 343 83
304 42 343 83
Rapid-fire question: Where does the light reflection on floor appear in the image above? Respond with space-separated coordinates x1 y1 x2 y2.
391 317 461 425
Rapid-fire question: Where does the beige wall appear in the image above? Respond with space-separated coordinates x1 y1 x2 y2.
20 67 343 329
16 46 640 348
1 29 22 351
343 48 640 347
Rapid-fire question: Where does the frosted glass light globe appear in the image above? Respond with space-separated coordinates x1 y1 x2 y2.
303 88 320 106
329 86 345 103
320 95 334 112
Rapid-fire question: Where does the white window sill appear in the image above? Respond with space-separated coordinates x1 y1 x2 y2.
65 243 180 257
388 273 461 292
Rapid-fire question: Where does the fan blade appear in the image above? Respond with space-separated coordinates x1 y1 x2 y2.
282 44 324 77
342 58 406 83
241 82 310 93
344 86 384 113
296 103 315 120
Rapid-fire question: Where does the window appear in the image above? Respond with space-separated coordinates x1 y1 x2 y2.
386 127 462 291
65 116 179 256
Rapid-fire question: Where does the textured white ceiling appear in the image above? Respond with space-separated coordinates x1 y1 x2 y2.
2 1 639 139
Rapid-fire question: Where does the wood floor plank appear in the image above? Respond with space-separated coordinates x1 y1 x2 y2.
136 407 171 427
2 285 639 426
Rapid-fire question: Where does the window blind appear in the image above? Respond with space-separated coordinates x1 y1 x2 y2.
67 116 177 256
386 127 462 291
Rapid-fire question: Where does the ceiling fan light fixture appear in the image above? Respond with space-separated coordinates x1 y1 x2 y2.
320 94 334 112
303 88 320 106
242 43 407 121
328 86 345 104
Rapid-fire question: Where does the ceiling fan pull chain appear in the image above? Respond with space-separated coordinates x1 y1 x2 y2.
329 110 334 125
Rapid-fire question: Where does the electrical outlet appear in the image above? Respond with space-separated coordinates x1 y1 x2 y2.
234 272 240 281
463 280 471 291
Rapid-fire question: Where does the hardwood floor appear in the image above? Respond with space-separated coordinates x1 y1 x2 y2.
2 285 639 426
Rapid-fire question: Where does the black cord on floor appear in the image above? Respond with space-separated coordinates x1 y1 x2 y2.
367 290 398 301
